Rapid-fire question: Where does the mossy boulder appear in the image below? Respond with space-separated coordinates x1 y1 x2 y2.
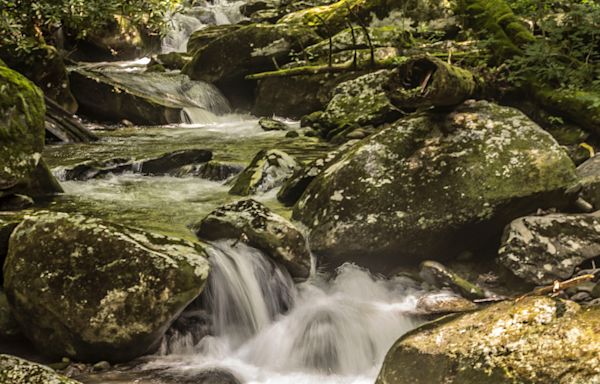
498 213 600 285
193 199 311 279
0 354 81 384
184 23 320 86
230 149 299 196
3 211 210 362
0 65 46 193
293 100 577 272
576 155 600 210
376 296 600 384
419 261 486 300
0 291 20 339
186 25 244 56
313 69 402 139
278 0 402 37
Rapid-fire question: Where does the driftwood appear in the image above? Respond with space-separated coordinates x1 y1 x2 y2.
44 96 98 143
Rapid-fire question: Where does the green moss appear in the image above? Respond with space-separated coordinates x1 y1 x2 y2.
0 65 46 192
534 88 600 136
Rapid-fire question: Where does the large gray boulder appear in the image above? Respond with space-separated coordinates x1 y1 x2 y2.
0 354 81 384
3 211 210 362
230 149 299 196
293 101 577 272
377 297 600 384
498 212 600 285
193 199 311 279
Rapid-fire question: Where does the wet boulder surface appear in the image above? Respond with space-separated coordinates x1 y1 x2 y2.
293 100 577 272
193 199 311 279
498 212 600 285
0 354 82 384
377 296 600 384
3 211 210 362
229 149 299 196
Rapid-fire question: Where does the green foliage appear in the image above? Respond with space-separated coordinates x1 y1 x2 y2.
505 1 600 91
0 0 181 52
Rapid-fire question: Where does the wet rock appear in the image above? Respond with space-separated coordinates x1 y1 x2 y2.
593 283 600 299
415 291 477 315
377 297 600 384
174 161 245 181
91 361 111 373
577 155 600 210
69 68 228 125
0 354 82 384
419 261 486 300
153 368 242 384
193 199 311 279
259 117 288 131
230 149 299 196
498 213 600 285
313 69 402 140
0 194 34 211
0 217 19 284
151 52 192 71
4 211 210 362
57 149 213 181
293 100 577 272
0 291 19 339
278 141 357 206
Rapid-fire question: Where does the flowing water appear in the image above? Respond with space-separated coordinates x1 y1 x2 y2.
40 2 429 382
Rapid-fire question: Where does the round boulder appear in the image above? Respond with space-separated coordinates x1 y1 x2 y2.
3 211 210 362
293 100 577 272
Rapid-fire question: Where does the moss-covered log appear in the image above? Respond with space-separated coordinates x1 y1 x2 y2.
534 88 600 137
385 56 479 110
455 0 533 62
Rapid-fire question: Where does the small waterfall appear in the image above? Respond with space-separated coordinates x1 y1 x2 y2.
155 241 422 382
162 0 247 53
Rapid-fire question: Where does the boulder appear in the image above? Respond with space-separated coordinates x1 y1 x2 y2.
419 261 486 300
278 140 357 206
186 25 244 56
0 217 19 280
230 149 299 196
0 354 81 384
577 155 600 209
415 291 477 316
293 100 577 272
0 291 19 339
498 213 600 285
184 23 320 108
311 69 402 139
3 211 210 362
174 161 245 181
259 117 288 131
69 68 229 125
0 65 46 192
193 199 311 279
278 0 402 37
252 71 366 119
376 296 600 384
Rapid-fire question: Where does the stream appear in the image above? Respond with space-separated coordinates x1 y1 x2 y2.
41 1 427 382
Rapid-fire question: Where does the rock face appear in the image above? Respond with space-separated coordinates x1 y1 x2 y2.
0 291 19 339
278 140 357 206
313 70 402 139
3 211 210 362
230 149 299 196
293 101 577 272
377 297 600 384
0 354 82 384
193 199 311 279
0 65 46 193
498 213 600 285
0 217 19 285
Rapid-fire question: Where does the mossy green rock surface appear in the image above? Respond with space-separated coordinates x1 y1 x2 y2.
0 354 81 384
3 211 210 362
0 65 46 193
293 100 576 271
376 297 600 384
